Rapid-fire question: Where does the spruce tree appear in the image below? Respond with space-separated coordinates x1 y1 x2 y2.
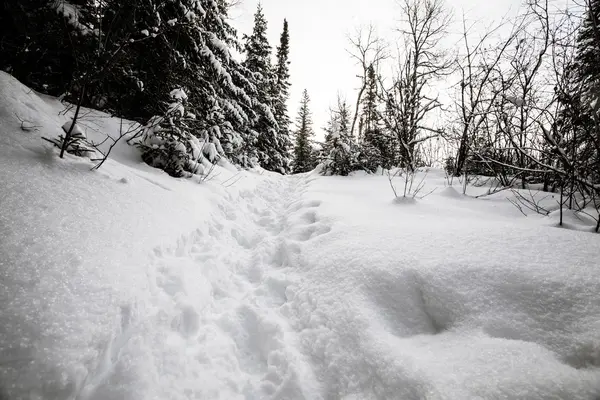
293 89 316 173
137 0 259 166
102 0 261 168
575 0 600 99
571 0 600 182
323 97 359 175
359 65 394 170
272 19 293 172
243 4 288 173
0 0 293 173
0 0 99 96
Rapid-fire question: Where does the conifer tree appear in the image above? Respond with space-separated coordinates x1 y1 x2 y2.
244 4 288 173
323 97 359 175
569 0 600 183
358 65 395 170
272 19 293 171
575 0 600 100
104 0 261 168
0 0 293 174
293 89 316 173
0 0 100 96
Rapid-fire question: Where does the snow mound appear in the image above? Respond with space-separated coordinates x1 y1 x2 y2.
548 208 599 231
393 196 418 205
439 185 464 199
299 173 600 399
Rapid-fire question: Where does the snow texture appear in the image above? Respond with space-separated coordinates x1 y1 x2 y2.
1 71 600 399
62 119 86 139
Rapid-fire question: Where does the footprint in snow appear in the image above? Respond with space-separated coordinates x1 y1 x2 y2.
231 228 259 249
156 267 186 297
171 304 200 339
253 275 290 307
292 224 332 242
218 203 237 221
301 210 319 224
286 199 322 213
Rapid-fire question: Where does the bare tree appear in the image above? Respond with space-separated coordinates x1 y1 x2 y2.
347 25 388 140
460 0 600 231
452 13 526 184
490 0 552 189
379 0 453 171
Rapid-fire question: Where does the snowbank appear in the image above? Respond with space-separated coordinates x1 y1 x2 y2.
0 72 265 399
295 173 600 399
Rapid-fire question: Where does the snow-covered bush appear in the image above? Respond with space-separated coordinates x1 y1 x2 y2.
42 119 95 157
357 143 382 173
322 132 360 176
137 89 220 178
444 156 455 177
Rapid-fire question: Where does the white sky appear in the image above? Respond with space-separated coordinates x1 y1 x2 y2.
230 0 523 140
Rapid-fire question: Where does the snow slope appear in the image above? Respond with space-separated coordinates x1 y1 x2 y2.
1 71 600 399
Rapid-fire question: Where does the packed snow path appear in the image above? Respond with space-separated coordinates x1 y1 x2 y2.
140 175 326 399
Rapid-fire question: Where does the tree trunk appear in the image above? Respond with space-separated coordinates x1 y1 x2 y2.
60 84 86 159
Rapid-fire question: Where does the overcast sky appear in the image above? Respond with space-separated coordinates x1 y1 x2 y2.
230 0 523 140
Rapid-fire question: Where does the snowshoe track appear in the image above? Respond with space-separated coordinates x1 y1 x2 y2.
132 174 329 399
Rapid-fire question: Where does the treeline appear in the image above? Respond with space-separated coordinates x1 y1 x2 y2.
292 0 452 176
291 0 599 229
1 0 292 175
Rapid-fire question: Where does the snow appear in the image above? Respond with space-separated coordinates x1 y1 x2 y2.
1 71 600 399
170 88 188 101
62 119 86 139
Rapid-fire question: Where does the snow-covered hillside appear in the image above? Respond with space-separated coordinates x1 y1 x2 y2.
1 71 600 400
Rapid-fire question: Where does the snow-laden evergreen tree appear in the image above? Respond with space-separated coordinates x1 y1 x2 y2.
575 0 600 100
571 0 600 182
293 89 316 173
138 88 200 177
271 19 293 172
323 98 359 176
98 0 260 167
0 0 100 96
243 4 289 173
358 65 394 171
0 0 298 173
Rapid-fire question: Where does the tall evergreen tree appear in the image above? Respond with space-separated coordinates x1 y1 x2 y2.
293 89 315 173
575 0 600 99
358 65 395 170
272 19 293 170
571 0 600 182
0 0 297 174
361 66 379 141
244 4 288 173
323 97 359 175
106 0 261 167
0 0 100 96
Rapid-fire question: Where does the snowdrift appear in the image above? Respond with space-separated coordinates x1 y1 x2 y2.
1 71 600 399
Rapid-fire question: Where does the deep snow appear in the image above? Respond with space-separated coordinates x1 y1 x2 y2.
1 71 600 400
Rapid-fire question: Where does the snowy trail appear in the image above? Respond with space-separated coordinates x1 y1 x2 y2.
115 174 326 400
3 72 600 400
72 170 600 400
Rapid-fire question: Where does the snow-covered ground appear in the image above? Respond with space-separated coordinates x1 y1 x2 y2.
1 71 600 400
